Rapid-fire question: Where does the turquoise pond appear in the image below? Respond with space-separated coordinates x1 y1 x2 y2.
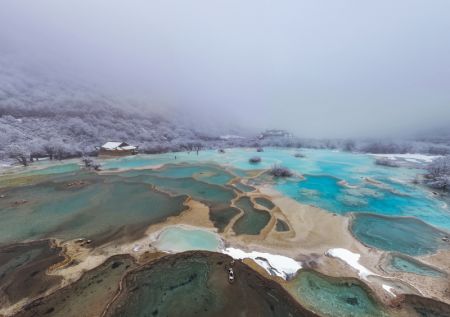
351 214 450 256
233 196 271 235
100 148 450 229
0 173 188 245
288 270 388 317
384 253 446 277
2 148 449 255
101 148 450 254
154 227 222 252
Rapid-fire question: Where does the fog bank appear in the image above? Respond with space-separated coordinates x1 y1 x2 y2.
1 0 450 138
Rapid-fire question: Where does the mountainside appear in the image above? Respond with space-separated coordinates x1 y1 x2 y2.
1 59 449 164
0 60 251 161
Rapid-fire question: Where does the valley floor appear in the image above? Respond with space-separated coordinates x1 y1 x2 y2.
0 148 449 317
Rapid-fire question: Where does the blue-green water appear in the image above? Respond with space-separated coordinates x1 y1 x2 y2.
143 163 235 186
254 197 276 210
277 174 450 230
154 227 222 252
117 172 235 204
0 173 188 245
99 148 449 229
288 270 388 317
385 253 446 277
275 219 290 232
233 196 271 235
351 214 450 256
105 252 310 317
4 149 450 317
3 148 450 255
232 181 255 193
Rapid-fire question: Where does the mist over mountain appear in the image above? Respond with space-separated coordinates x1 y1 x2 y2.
1 55 450 164
1 1 450 165
1 0 450 141
0 59 253 159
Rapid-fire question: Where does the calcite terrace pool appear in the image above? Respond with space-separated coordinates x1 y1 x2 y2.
0 148 449 317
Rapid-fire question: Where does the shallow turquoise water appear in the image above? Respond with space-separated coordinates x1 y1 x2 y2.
25 163 81 176
0 173 187 245
99 148 449 230
351 214 450 256
154 227 222 252
289 270 387 317
232 181 255 193
5 148 450 255
386 254 446 277
277 174 450 230
146 164 235 185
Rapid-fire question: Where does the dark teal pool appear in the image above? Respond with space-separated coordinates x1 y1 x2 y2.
385 253 446 277
105 252 313 317
233 197 271 235
289 270 388 317
351 214 450 256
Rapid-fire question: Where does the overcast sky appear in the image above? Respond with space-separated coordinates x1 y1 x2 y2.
1 0 449 138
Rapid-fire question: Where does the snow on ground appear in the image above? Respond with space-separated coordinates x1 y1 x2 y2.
219 135 244 140
382 284 396 297
326 248 374 280
371 153 440 163
222 247 302 280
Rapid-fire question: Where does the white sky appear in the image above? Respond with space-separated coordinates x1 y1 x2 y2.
1 0 449 137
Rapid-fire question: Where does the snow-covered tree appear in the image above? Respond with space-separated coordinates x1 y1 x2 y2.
424 156 450 191
269 165 293 177
6 144 30 166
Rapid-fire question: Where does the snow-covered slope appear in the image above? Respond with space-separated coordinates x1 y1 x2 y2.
0 59 248 159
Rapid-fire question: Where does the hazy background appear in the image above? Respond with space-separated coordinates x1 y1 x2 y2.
1 0 449 138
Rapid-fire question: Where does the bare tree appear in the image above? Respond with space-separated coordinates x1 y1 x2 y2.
181 142 203 155
375 158 400 167
269 164 293 177
81 157 101 171
193 143 203 155
343 139 355 152
424 156 450 191
6 144 30 166
249 156 261 164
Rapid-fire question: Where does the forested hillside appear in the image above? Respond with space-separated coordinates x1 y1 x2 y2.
1 59 449 165
0 60 250 162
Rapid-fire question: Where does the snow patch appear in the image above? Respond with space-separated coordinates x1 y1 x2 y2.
371 153 440 163
219 134 244 140
326 248 374 280
222 247 301 280
132 244 142 252
382 284 397 297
